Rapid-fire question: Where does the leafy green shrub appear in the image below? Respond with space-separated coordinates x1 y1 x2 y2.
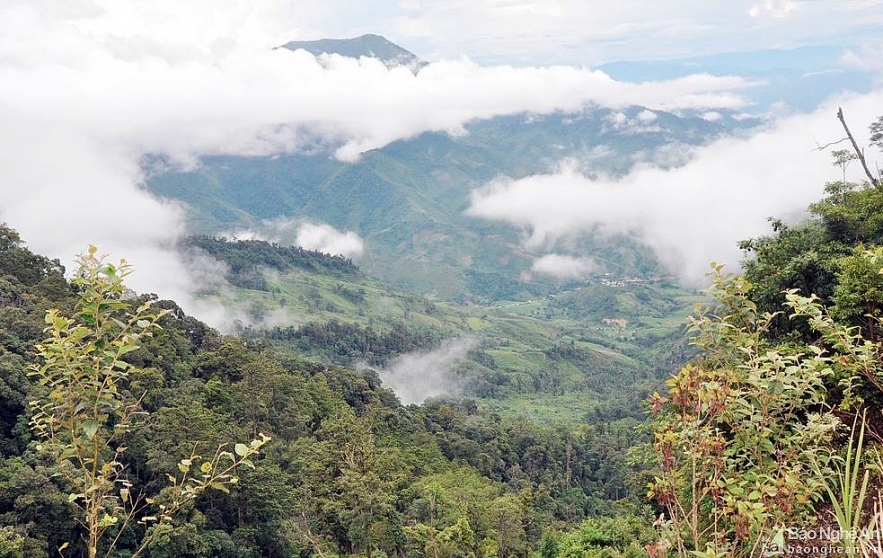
27 248 268 558
648 267 841 557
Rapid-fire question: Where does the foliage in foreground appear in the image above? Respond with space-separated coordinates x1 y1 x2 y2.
650 238 883 557
648 269 843 557
648 119 883 557
0 228 649 557
28 247 268 558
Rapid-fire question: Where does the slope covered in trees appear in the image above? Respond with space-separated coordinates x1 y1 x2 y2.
0 226 658 557
193 236 698 421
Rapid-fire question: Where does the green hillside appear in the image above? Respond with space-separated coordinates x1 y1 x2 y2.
0 225 661 557
187 236 703 423
149 108 757 299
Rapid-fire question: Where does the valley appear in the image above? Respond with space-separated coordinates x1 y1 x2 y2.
185 235 704 422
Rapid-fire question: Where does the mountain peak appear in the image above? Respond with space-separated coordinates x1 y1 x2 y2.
277 34 425 72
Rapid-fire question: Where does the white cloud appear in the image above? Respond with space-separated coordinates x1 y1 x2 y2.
637 109 658 123
604 109 664 135
379 337 475 404
607 112 629 128
222 218 365 259
842 42 883 75
532 254 597 279
748 0 801 19
295 223 365 258
467 91 883 286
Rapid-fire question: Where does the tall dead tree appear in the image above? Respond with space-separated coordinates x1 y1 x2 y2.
837 107 881 188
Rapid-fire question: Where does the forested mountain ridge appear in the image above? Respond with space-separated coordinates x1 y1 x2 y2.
0 225 657 557
148 104 758 300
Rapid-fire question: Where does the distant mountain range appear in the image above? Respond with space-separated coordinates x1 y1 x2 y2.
147 35 762 301
278 33 426 72
149 106 757 300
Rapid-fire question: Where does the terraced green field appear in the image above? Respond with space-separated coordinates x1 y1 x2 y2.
191 237 707 423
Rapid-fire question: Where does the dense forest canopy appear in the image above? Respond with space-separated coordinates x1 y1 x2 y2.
0 226 654 558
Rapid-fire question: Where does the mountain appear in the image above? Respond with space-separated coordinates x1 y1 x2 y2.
0 225 659 556
277 33 425 72
149 36 765 301
148 105 758 300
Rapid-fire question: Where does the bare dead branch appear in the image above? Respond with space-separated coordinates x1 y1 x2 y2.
813 137 851 152
837 107 880 187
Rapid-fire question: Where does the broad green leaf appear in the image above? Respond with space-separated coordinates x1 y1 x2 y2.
82 419 99 441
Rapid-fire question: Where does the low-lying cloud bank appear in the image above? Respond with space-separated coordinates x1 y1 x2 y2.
0 2 878 325
295 223 365 259
469 92 883 286
378 338 475 405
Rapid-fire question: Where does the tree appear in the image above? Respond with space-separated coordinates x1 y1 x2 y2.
742 113 883 342
0 225 67 289
28 247 268 558
835 108 880 187
832 246 883 341
741 181 883 341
